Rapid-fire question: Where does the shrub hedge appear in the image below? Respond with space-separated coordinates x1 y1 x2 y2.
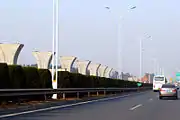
0 63 152 89
0 63 52 89
8 65 26 89
22 67 42 88
0 63 10 89
38 69 52 88
57 71 152 88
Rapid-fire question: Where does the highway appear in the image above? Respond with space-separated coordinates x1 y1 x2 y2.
1 91 180 120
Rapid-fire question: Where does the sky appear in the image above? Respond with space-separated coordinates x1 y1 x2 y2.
0 0 180 77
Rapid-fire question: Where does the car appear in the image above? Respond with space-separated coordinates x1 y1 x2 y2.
159 84 179 100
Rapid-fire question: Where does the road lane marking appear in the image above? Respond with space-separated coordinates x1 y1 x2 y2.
148 98 153 101
0 91 148 119
129 104 142 111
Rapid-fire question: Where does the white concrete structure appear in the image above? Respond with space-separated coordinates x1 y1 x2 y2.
104 67 113 78
88 63 101 76
98 65 108 77
32 51 53 69
59 56 77 72
115 71 119 79
49 68 66 74
111 70 119 79
0 43 24 65
71 67 78 73
76 60 91 75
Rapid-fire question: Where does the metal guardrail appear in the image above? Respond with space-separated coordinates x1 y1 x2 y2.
0 87 152 97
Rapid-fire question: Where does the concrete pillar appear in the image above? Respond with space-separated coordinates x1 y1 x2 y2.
104 67 113 78
114 71 119 79
32 51 53 69
98 65 108 77
0 43 24 65
59 56 77 72
111 70 119 79
76 60 91 75
88 63 101 76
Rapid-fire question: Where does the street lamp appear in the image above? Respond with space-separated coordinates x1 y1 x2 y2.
52 0 55 86
104 5 136 79
139 35 151 82
52 0 59 99
55 0 59 87
154 59 160 75
152 58 157 75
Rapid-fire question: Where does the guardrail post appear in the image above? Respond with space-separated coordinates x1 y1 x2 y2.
63 93 66 100
44 94 47 101
77 92 79 99
88 92 90 97
104 90 106 96
0 87 146 103
96 91 99 96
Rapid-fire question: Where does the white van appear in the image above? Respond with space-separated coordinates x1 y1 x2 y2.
153 75 167 92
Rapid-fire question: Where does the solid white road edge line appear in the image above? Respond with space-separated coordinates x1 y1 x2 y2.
0 91 148 118
129 104 142 111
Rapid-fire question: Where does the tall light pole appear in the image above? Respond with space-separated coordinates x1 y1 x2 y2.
152 58 157 75
55 0 59 87
52 0 59 99
104 6 136 79
157 61 160 75
158 65 164 75
153 58 161 75
162 67 164 75
139 35 151 82
52 0 55 85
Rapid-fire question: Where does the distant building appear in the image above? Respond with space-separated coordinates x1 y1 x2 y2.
128 77 134 81
21 64 38 67
142 73 155 83
121 72 131 81
128 76 139 82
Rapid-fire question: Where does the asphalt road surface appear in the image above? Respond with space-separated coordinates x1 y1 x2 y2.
1 91 180 120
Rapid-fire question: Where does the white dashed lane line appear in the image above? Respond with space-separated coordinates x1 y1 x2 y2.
148 98 153 101
129 104 142 111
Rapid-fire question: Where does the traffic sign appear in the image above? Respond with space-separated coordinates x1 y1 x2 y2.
176 72 180 82
169 78 173 83
137 82 142 87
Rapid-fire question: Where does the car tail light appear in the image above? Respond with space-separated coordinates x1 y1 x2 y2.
160 88 165 91
172 89 176 92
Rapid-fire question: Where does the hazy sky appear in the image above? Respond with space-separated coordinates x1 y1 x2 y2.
0 0 180 77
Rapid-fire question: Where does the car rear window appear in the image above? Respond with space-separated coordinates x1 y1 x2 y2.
154 77 164 81
162 84 175 88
